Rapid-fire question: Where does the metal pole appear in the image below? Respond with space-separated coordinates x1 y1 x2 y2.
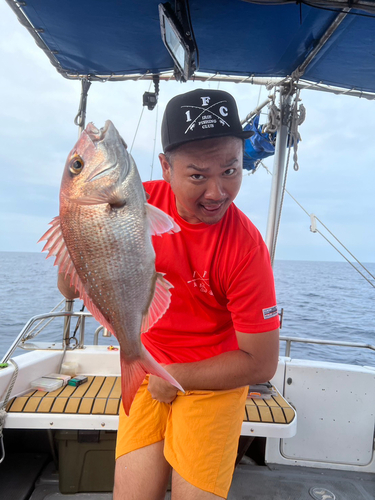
78 316 86 348
265 88 292 264
63 300 74 347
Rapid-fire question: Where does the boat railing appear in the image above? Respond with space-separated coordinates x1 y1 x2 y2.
280 335 375 358
1 309 93 364
3 309 375 365
93 326 112 345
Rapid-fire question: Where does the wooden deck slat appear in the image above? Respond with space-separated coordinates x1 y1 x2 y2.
9 396 30 412
269 406 286 424
283 407 295 423
58 385 76 398
84 376 105 398
245 403 261 422
65 398 81 414
78 397 94 414
92 398 107 414
45 386 66 398
24 397 43 413
97 376 116 398
109 377 121 399
272 394 292 408
71 376 95 397
37 398 55 413
253 398 268 407
105 398 120 415
51 397 68 413
7 378 295 426
258 406 273 423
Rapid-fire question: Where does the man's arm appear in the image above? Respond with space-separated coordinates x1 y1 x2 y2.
147 328 279 402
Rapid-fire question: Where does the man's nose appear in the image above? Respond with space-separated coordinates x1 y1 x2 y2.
204 178 224 200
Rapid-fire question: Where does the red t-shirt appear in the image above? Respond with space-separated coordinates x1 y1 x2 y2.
141 180 279 364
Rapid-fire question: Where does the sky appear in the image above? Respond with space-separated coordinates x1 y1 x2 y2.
1 2 374 264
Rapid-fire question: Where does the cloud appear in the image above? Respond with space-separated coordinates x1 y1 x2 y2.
0 2 374 264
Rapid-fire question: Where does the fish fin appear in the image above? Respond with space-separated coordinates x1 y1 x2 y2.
146 203 181 236
61 185 126 207
141 273 173 333
120 347 184 416
39 216 83 289
39 218 115 335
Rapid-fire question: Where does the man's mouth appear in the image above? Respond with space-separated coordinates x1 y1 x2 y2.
201 202 224 213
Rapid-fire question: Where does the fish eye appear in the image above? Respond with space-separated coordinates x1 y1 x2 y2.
69 156 84 175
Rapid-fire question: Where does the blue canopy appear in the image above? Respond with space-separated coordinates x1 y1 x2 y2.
6 0 375 95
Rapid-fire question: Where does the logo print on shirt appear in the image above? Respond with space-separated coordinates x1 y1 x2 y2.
187 271 213 295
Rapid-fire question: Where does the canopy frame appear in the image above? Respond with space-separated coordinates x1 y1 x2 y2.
5 0 375 100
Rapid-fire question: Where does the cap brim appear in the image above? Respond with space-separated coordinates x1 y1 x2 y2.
164 129 254 153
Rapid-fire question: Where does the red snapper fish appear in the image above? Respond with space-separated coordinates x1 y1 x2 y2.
39 120 183 415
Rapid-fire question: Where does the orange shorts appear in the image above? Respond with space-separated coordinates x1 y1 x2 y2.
116 376 248 498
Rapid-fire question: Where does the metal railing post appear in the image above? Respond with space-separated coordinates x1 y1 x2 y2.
63 300 74 347
265 87 294 266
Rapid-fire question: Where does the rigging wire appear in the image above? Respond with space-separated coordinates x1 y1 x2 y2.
150 102 159 181
130 82 152 154
313 215 375 281
313 228 375 287
260 161 375 288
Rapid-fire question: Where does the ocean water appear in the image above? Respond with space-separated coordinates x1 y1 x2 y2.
0 252 374 366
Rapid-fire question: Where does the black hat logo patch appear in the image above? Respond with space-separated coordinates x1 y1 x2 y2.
181 96 230 134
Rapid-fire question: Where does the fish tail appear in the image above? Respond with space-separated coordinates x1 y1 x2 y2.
120 348 184 416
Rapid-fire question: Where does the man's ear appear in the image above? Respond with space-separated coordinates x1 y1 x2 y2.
159 153 171 183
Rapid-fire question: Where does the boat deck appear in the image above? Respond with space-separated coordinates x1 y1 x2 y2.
20 461 374 500
6 376 296 434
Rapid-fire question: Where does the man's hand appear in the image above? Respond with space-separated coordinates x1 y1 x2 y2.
147 373 178 404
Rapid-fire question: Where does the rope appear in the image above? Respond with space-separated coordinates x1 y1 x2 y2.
263 98 280 134
0 359 19 464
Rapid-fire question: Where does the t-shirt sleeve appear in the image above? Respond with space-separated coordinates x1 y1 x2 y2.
226 241 280 333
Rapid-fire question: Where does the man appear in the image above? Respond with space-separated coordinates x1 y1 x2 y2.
59 89 279 499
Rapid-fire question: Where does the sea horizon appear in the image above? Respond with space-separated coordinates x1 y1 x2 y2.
1 250 374 266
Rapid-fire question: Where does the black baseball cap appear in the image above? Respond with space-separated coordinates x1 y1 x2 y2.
161 89 253 153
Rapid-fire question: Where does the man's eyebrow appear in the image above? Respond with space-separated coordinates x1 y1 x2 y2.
222 158 239 168
186 159 239 172
186 164 209 172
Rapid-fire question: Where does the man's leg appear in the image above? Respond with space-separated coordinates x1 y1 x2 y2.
171 470 224 500
164 386 248 499
113 441 171 500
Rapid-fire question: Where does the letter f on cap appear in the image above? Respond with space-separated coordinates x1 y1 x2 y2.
201 96 210 106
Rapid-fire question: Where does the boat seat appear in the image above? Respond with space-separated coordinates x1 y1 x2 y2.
5 376 296 438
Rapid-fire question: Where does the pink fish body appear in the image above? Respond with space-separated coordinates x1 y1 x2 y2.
40 120 182 415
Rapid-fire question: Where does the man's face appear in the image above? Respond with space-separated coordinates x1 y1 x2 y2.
159 136 243 225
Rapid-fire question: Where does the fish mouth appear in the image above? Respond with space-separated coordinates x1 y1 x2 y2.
84 121 120 183
85 120 111 142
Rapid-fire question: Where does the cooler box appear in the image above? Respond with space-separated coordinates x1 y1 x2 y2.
56 430 116 493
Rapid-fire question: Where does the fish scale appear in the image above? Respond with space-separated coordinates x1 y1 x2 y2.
40 119 183 415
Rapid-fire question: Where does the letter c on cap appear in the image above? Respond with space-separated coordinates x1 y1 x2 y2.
219 106 228 117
